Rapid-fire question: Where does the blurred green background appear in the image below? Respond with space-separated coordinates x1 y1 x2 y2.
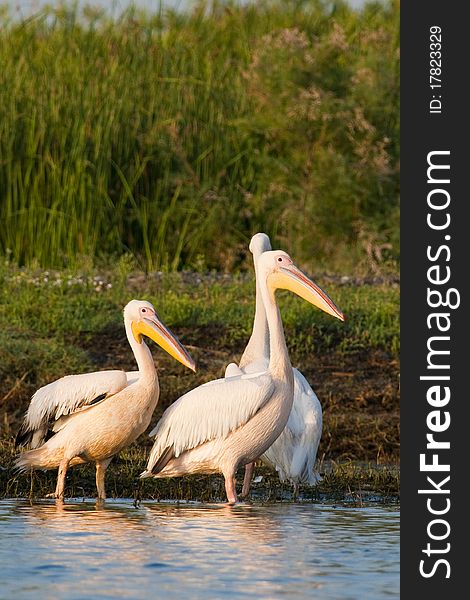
0 0 399 274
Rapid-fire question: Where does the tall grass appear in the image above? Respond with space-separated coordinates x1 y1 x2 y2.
0 0 399 273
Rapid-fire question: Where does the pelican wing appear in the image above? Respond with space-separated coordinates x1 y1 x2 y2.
144 371 274 474
225 358 268 379
262 368 322 485
126 371 140 386
224 362 243 378
286 369 321 437
16 370 128 448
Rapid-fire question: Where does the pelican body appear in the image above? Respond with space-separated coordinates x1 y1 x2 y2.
225 234 323 496
141 251 344 504
15 300 195 499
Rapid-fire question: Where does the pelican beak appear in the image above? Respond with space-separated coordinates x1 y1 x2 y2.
132 317 196 371
272 265 345 322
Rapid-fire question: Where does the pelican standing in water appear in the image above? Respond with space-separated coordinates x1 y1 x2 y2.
15 300 196 499
141 251 344 504
225 234 324 498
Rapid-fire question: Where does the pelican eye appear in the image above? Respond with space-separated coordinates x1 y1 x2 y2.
277 257 283 262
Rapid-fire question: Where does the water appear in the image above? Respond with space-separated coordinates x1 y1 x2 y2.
0 499 399 599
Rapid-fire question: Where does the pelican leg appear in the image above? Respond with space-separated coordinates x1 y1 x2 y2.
240 462 255 498
293 481 300 501
224 475 238 505
96 458 113 500
54 458 69 499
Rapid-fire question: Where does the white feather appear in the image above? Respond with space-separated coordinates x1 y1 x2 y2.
228 358 268 376
224 363 243 378
262 368 322 485
125 371 140 386
22 370 128 447
230 364 323 487
147 371 274 466
233 233 323 489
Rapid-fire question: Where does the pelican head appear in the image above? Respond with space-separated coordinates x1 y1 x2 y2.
249 232 272 257
124 300 196 371
258 251 345 322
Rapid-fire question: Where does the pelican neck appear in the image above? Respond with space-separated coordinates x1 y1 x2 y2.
240 250 270 368
125 319 157 381
258 276 291 379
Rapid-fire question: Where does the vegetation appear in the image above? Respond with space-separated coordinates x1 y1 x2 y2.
1 436 400 502
0 0 399 273
0 0 399 500
0 260 399 499
0 259 398 416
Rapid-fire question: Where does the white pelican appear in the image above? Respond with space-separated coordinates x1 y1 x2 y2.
225 233 324 498
15 299 196 500
140 251 344 504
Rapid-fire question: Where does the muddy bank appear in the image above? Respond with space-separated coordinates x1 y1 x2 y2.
1 435 399 502
81 318 399 461
1 325 399 463
0 279 399 500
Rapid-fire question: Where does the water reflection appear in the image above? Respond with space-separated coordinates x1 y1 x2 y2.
0 499 399 599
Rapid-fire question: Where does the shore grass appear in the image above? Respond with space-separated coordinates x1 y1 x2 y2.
0 260 399 500
0 0 399 273
0 0 400 501
1 438 399 503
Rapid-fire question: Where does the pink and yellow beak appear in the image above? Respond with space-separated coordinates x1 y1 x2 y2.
271 264 345 322
132 317 196 371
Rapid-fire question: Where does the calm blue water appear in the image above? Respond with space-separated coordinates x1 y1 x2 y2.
0 499 399 599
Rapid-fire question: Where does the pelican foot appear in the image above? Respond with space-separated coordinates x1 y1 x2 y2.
238 492 252 502
225 499 253 507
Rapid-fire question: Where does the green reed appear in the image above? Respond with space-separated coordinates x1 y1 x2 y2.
0 0 399 273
